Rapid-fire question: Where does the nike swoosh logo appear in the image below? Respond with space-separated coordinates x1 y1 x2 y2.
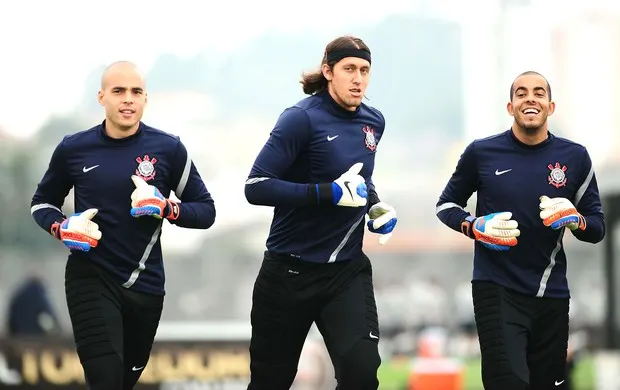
369 331 379 339
343 181 354 198
327 135 339 141
83 165 99 173
555 380 564 386
495 169 512 175
132 366 144 371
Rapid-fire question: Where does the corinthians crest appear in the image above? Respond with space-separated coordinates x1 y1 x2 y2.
362 125 376 152
548 162 567 188
135 155 157 181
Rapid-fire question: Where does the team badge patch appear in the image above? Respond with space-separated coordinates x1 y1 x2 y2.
548 162 567 188
362 125 376 151
135 155 157 181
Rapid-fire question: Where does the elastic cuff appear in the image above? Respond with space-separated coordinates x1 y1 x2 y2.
165 199 180 221
318 183 334 204
461 215 476 239
50 222 62 239
368 190 381 207
577 214 586 231
307 183 334 205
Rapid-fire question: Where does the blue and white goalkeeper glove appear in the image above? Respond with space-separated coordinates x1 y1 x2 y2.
367 202 397 245
330 163 368 207
539 196 585 231
465 212 520 251
50 208 102 252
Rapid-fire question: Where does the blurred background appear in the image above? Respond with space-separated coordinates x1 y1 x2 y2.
2 0 620 389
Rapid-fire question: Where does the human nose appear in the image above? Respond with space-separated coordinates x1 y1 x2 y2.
122 91 134 103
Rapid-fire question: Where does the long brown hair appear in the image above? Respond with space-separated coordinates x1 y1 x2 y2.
300 36 371 95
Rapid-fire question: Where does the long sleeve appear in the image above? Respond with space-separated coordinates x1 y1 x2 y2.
244 107 319 207
367 177 381 207
30 138 73 236
571 148 605 243
435 141 479 235
168 140 216 229
367 109 384 208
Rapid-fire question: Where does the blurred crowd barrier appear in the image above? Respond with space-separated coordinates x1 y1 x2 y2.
0 322 336 390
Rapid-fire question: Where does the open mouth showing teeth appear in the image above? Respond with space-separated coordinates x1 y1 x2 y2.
523 108 539 115
120 110 134 114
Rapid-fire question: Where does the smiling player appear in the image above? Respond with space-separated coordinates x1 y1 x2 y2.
435 71 605 389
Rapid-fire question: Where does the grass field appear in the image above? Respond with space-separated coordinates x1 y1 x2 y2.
377 355 596 389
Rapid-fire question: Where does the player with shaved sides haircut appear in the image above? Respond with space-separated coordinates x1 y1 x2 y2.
436 71 605 389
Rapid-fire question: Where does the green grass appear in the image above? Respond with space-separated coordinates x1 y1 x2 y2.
377 355 595 390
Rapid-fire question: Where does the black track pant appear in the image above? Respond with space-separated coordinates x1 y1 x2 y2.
473 281 569 390
247 251 381 390
65 258 164 390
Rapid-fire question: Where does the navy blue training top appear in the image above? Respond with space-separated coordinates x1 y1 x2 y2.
31 121 216 295
245 90 385 263
436 129 605 298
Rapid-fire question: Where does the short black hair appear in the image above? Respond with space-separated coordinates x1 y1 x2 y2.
510 71 552 101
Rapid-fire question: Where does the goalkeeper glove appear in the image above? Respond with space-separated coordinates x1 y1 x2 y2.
321 162 368 207
50 208 102 252
130 175 180 220
539 195 586 231
464 212 520 251
367 202 397 245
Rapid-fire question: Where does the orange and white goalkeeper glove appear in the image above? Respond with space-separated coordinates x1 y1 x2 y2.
130 175 180 220
465 212 520 251
539 196 586 231
50 208 102 252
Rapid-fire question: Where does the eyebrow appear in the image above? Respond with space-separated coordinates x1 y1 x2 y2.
111 86 144 92
515 86 546 94
342 62 370 69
